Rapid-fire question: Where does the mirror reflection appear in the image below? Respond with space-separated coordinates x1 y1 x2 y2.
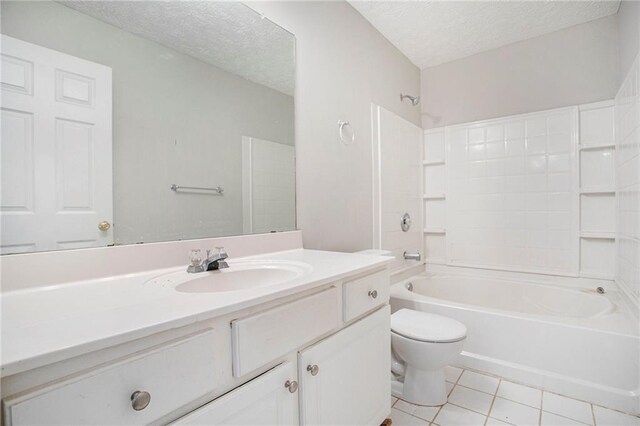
0 1 295 255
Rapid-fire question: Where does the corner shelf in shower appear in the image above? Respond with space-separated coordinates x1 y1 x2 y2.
578 143 615 151
424 228 446 234
579 188 616 195
580 232 615 240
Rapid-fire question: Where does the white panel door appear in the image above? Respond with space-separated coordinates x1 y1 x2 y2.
1 35 112 253
173 362 298 425
298 306 391 426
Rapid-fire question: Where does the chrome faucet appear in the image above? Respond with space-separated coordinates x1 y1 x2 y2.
187 247 229 273
403 251 421 261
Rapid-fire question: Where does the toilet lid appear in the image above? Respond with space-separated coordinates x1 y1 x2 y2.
391 309 467 343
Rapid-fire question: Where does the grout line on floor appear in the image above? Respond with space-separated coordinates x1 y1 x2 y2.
447 400 492 418
539 389 544 426
591 402 597 426
454 381 499 397
432 401 444 424
483 378 501 426
542 410 593 426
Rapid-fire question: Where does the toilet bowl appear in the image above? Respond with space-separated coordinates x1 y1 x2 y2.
391 308 467 406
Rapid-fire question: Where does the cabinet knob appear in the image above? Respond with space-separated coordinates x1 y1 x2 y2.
130 390 151 411
307 364 319 376
285 380 298 393
368 290 378 299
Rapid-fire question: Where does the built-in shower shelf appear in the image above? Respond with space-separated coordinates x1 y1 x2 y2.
579 188 615 195
424 228 446 234
422 160 445 166
579 143 615 151
423 194 446 200
580 232 615 240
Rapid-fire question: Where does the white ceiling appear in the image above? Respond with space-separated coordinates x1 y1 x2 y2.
349 1 621 69
60 1 295 96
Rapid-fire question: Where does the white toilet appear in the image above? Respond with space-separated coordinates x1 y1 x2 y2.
391 308 467 406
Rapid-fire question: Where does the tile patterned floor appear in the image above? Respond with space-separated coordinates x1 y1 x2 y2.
389 367 640 426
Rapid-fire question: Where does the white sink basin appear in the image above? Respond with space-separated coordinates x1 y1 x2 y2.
146 260 311 293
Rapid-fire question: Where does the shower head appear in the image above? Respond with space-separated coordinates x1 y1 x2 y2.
400 93 420 106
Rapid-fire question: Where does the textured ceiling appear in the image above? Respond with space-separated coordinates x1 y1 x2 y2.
60 1 295 96
349 1 621 69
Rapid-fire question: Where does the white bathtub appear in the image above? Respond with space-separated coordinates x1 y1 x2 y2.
391 272 640 414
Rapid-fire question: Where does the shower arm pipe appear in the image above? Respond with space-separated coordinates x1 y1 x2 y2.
400 93 420 106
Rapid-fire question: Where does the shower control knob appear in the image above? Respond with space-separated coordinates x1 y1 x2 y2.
400 213 412 232
130 390 151 411
368 290 378 299
307 364 319 376
285 380 298 393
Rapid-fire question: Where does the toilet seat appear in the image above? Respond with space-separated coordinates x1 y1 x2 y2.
391 309 467 343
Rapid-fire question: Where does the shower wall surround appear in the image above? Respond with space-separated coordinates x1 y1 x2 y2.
372 105 423 270
615 54 640 313
424 101 616 279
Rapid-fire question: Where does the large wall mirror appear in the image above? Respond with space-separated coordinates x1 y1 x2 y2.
1 1 295 255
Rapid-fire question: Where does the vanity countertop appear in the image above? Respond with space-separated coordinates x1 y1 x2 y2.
1 249 392 377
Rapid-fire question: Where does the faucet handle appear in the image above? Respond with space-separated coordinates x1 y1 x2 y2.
216 246 227 257
189 249 203 266
187 249 205 273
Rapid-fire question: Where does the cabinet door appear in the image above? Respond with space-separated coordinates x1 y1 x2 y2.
298 306 390 426
173 362 298 425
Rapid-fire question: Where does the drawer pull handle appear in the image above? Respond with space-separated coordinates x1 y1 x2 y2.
307 364 319 376
368 290 378 299
285 380 298 393
131 390 151 411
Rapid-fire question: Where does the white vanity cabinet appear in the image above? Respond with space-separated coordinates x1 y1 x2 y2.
298 306 391 426
173 362 298 425
2 264 392 426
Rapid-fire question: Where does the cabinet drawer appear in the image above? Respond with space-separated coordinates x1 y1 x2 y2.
4 330 218 426
231 287 339 377
342 270 389 322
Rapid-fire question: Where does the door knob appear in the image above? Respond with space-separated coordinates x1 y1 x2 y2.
98 220 111 231
307 364 319 376
130 390 151 411
285 380 298 393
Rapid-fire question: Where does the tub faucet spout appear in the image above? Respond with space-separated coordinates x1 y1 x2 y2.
403 251 421 261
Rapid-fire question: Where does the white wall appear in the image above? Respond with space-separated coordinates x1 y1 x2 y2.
1 1 294 244
617 0 640 82
247 1 421 252
615 1 640 316
420 15 619 129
